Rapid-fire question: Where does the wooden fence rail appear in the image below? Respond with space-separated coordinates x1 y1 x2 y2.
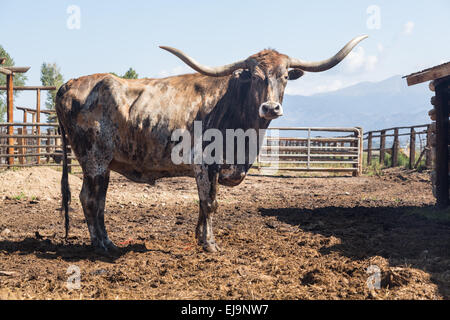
1 123 364 176
363 124 431 169
0 122 77 170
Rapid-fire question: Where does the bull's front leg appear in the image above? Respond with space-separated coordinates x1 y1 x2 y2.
194 164 220 252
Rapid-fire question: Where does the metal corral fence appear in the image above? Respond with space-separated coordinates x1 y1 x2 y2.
363 124 431 169
1 123 364 176
0 122 78 170
254 127 363 176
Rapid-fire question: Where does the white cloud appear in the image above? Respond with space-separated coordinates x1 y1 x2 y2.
403 21 414 35
314 80 345 94
343 47 378 73
285 76 358 96
158 65 192 77
377 43 384 53
345 47 365 72
366 55 378 71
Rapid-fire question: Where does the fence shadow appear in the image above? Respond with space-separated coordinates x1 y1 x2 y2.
0 237 148 263
248 173 354 179
259 204 450 298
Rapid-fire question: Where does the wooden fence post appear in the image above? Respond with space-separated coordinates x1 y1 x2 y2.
352 132 358 177
0 127 3 164
31 113 36 163
380 130 386 166
22 111 28 166
67 145 72 174
409 128 416 169
426 124 432 168
18 128 24 165
6 73 14 167
46 128 51 163
367 132 372 166
392 128 399 167
306 128 311 170
36 89 41 165
435 81 449 208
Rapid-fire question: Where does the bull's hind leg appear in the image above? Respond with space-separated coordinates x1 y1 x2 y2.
194 165 221 252
79 170 118 255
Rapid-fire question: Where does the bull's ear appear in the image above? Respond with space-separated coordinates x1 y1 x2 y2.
234 69 251 82
288 68 304 80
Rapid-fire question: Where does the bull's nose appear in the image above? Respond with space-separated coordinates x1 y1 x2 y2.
259 102 283 119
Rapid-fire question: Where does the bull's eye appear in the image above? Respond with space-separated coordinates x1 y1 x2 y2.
239 70 251 82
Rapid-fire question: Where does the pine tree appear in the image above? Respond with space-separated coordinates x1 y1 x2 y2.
110 67 139 79
122 67 138 79
40 62 64 123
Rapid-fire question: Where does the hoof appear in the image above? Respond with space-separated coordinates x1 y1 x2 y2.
203 242 221 253
93 244 110 257
106 242 122 256
92 240 121 257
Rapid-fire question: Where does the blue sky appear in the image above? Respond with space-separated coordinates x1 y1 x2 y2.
1 0 450 119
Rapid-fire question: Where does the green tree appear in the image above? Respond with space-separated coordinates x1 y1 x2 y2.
122 67 138 79
0 45 28 121
110 67 139 79
40 62 64 122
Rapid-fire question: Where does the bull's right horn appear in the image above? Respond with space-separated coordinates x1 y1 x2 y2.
288 35 368 72
160 46 248 77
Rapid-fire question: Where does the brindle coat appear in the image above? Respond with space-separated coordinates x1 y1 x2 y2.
55 47 354 254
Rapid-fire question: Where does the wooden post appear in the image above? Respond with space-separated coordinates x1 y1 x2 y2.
18 128 24 164
409 128 416 169
359 127 364 176
22 111 27 165
67 145 72 174
56 128 62 148
46 128 51 163
31 113 36 163
426 124 432 168
380 130 386 166
367 132 372 166
307 128 311 170
36 89 41 164
392 128 399 167
435 81 449 209
6 73 14 167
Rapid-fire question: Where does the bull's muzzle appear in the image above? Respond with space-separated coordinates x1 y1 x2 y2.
259 101 283 120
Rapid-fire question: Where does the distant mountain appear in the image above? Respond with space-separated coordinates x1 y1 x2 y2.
272 75 433 133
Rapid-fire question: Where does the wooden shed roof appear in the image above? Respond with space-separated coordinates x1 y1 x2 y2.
404 61 450 86
0 66 30 75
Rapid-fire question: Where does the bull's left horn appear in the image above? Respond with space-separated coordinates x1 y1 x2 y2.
159 46 248 77
288 35 368 72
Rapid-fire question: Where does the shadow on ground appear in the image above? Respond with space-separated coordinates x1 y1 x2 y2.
0 237 149 263
259 205 450 298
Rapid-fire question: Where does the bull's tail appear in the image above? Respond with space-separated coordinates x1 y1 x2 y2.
59 122 71 240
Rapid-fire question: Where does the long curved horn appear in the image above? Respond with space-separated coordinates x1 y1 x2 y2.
288 35 368 72
159 46 248 77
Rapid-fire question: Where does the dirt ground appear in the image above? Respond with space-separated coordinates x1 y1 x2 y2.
0 166 449 300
